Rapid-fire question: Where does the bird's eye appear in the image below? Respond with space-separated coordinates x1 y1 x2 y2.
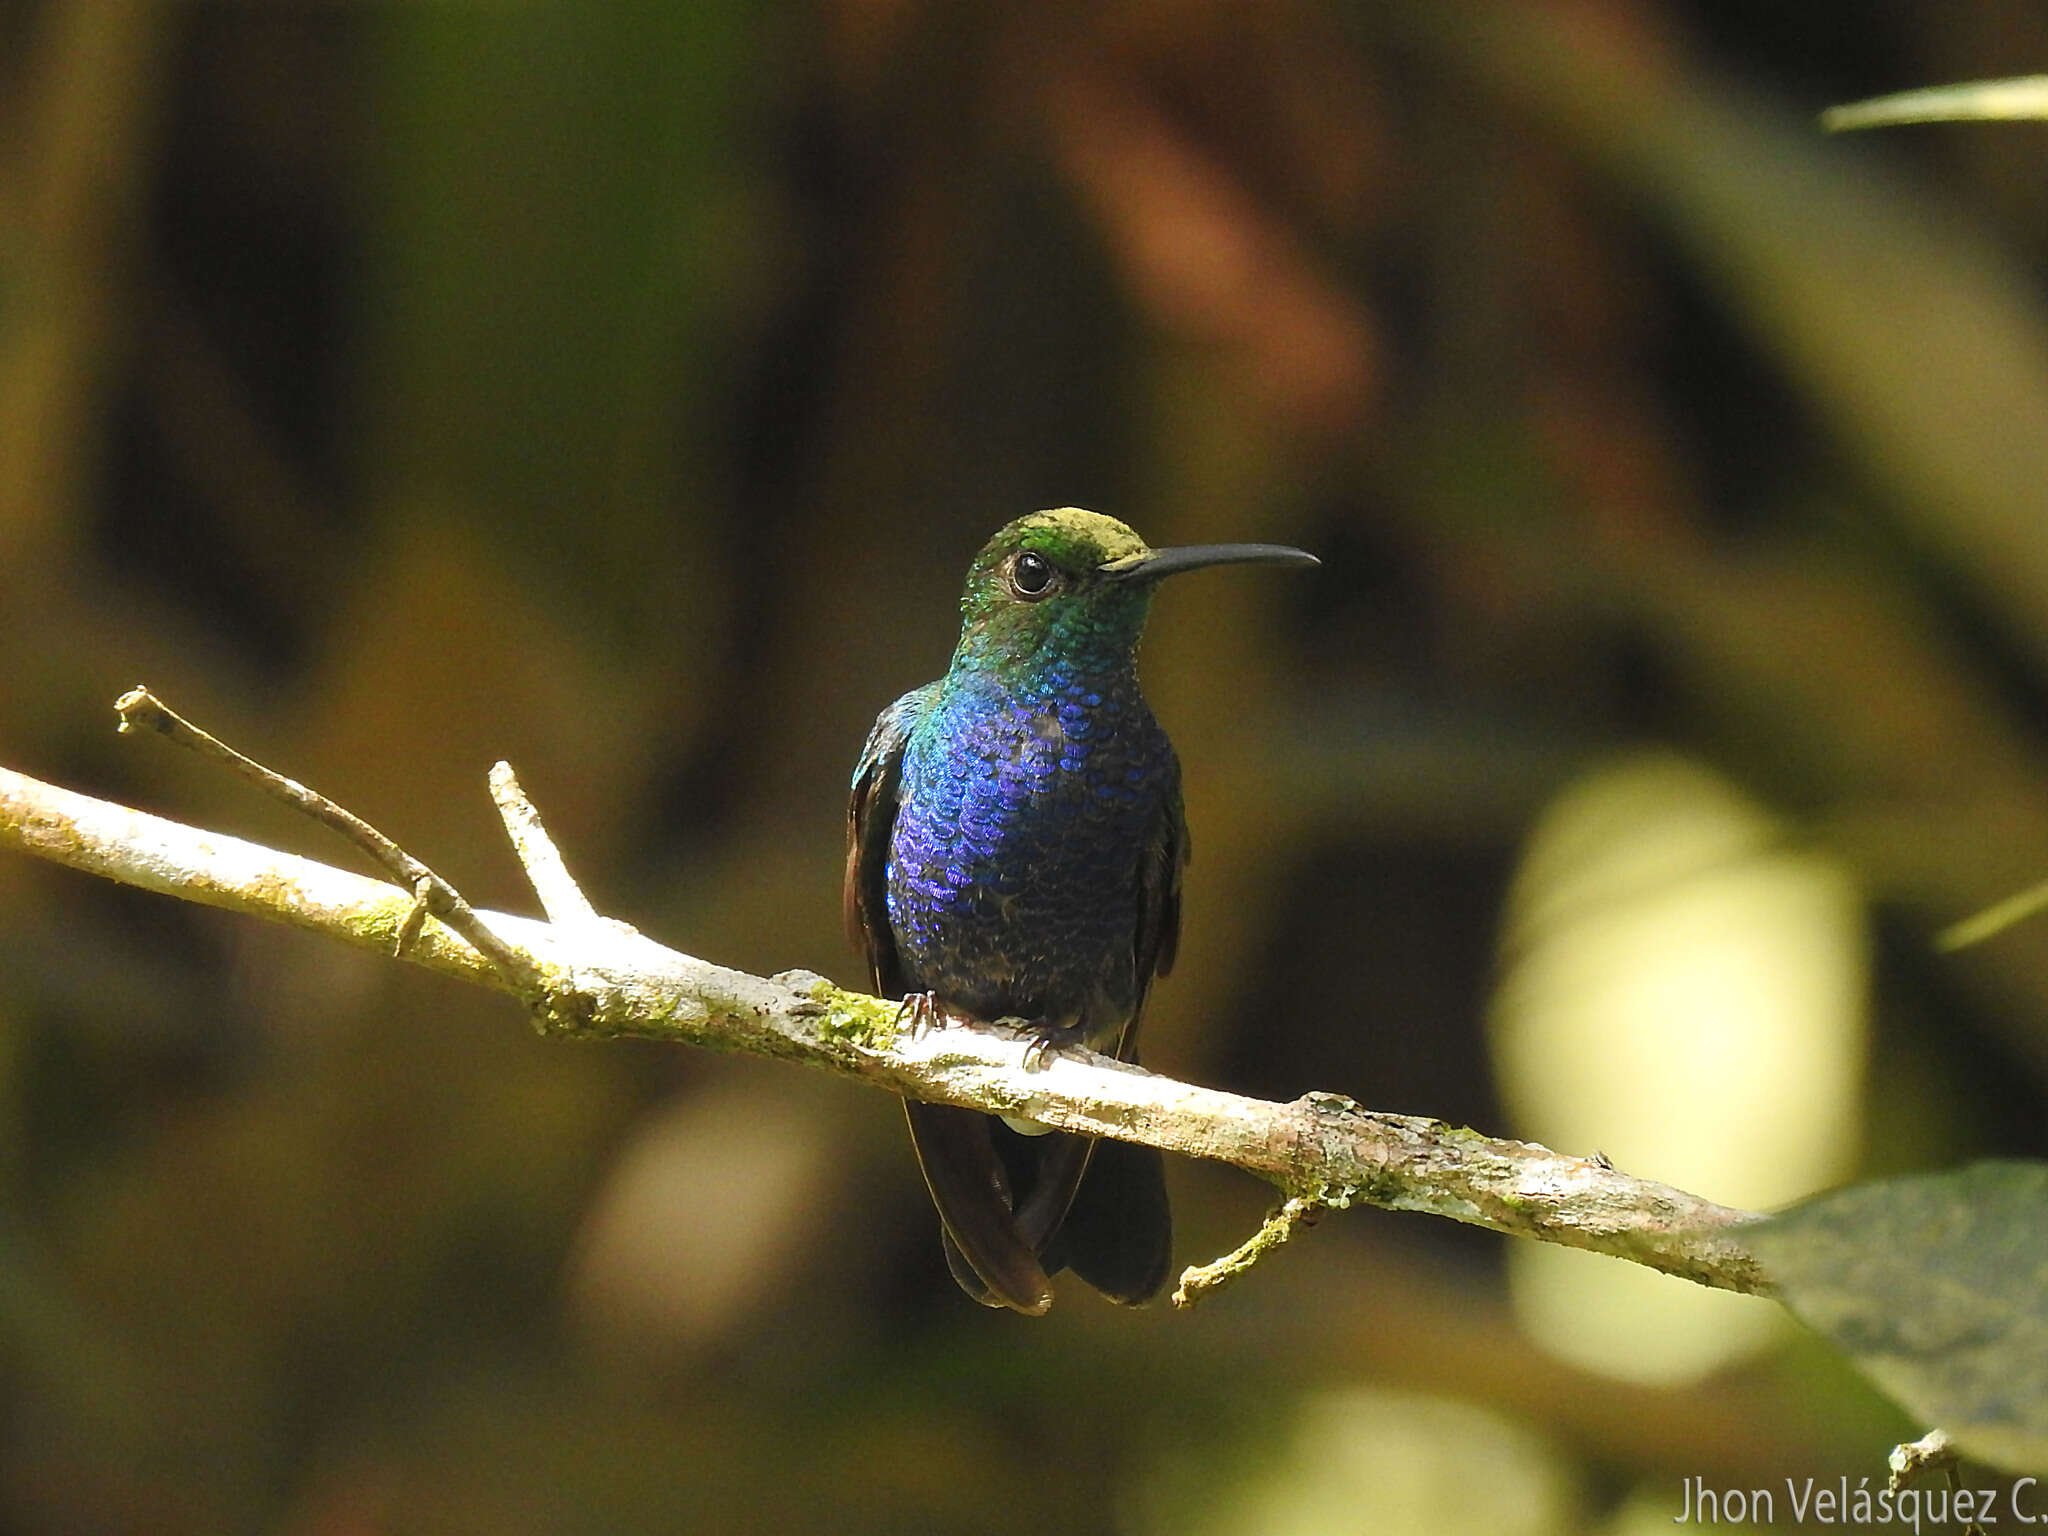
1008 551 1059 600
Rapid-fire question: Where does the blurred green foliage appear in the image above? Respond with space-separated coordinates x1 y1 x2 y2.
2 0 2046 1529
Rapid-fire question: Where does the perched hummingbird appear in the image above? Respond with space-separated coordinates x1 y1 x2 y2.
845 509 1317 1314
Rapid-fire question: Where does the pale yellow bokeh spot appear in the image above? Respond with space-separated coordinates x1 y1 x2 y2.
1133 1388 1579 1536
1492 753 1866 1384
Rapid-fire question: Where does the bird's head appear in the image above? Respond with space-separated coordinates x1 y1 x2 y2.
951 508 1317 677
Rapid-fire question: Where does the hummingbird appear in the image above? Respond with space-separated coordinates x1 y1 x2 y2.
845 508 1317 1314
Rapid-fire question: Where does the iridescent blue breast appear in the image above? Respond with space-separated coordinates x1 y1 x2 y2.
885 667 1173 1032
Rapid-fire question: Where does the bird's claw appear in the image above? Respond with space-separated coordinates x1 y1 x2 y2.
896 992 948 1040
1013 1017 1087 1072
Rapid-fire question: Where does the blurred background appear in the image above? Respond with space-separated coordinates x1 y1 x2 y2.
3 0 2047 1530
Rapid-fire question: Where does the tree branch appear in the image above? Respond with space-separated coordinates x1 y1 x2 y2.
0 740 1773 1306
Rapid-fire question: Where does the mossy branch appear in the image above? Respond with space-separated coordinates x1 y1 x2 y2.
0 694 1773 1306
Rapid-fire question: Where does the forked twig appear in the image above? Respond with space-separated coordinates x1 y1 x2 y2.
113 686 544 993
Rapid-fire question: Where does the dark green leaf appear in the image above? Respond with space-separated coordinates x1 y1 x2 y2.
1752 1162 2048 1472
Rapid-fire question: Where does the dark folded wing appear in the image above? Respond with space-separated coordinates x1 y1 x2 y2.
904 1101 1055 1314
843 683 940 995
1122 749 1188 1056
1047 751 1185 1304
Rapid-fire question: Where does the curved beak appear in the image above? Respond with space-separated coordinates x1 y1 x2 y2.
1099 543 1320 582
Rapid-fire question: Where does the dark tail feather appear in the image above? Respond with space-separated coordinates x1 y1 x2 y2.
903 1101 1053 1315
1040 1138 1173 1305
940 1230 1001 1307
999 1125 1095 1250
908 1104 1168 1311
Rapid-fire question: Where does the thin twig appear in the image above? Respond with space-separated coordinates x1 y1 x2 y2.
1887 1429 1987 1536
1173 1196 1321 1308
1887 1428 1957 1492
489 760 601 928
113 686 544 993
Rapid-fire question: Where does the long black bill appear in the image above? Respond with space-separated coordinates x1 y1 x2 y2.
1100 543 1319 582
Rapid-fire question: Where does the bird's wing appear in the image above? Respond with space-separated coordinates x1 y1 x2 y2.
1121 748 1188 1058
845 682 1058 1315
1036 753 1183 1306
906 1100 1056 1313
843 683 938 995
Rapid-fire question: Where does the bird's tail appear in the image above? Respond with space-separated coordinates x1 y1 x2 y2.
906 1100 1171 1311
903 1100 1060 1314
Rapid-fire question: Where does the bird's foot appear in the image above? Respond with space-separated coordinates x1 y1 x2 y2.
895 992 953 1040
1008 1016 1088 1072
